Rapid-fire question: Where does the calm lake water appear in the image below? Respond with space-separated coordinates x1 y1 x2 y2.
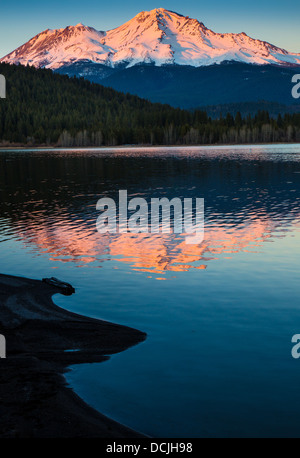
1 145 300 437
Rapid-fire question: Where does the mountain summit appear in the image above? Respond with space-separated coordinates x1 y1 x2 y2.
1 8 300 68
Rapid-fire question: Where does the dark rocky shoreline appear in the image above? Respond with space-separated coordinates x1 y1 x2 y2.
0 273 146 437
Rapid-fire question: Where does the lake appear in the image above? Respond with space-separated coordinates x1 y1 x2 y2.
0 144 300 437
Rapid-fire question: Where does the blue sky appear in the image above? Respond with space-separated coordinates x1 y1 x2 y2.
0 0 299 58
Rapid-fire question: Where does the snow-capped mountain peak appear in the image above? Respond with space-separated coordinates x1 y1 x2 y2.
1 8 300 69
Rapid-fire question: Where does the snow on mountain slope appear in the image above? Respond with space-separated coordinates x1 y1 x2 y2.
0 24 112 69
1 8 300 69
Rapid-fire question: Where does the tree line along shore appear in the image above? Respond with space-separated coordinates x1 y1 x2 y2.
0 62 300 147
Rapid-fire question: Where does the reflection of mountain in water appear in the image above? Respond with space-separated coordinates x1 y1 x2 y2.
13 217 275 273
0 148 299 274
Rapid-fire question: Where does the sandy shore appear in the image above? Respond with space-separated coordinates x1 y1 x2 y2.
0 273 147 437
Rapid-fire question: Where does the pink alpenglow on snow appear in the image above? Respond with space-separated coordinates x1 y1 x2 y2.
1 8 300 69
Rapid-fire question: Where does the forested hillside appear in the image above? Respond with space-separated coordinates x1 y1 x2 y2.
0 63 300 146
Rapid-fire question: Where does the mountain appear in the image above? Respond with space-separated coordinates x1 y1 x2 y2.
85 63 300 107
1 8 300 111
1 8 300 69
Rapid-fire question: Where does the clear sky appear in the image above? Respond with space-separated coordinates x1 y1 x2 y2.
0 0 299 58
